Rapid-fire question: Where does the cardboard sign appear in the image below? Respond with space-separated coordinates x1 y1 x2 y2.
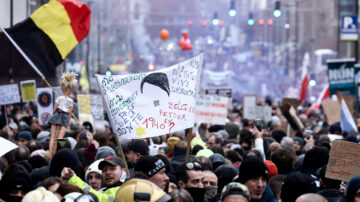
0 84 20 105
243 95 257 120
321 99 341 125
20 80 36 101
96 55 203 139
37 88 53 125
326 140 360 182
195 95 229 125
282 98 299 109
245 106 272 121
280 104 304 131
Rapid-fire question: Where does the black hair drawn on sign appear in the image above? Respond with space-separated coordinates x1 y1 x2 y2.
140 72 170 96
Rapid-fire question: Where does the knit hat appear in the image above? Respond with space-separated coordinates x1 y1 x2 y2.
281 172 312 202
37 131 50 143
85 159 103 183
225 122 240 142
17 131 32 141
221 182 250 201
264 160 278 178
155 154 171 173
22 186 58 202
134 156 166 178
215 164 239 195
216 130 229 139
98 156 125 170
293 137 304 147
49 148 83 177
167 137 180 153
346 175 360 202
83 143 97 161
28 155 49 169
196 149 214 158
238 156 268 184
209 153 226 170
95 146 116 160
0 164 32 198
303 146 329 173
125 139 149 155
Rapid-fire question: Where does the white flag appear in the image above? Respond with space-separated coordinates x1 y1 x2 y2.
96 54 203 139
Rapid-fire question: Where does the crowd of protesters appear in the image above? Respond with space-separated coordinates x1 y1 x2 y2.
0 96 359 202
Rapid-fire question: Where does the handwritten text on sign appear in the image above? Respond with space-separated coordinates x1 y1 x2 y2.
195 95 229 125
0 84 20 105
96 55 203 139
326 140 360 182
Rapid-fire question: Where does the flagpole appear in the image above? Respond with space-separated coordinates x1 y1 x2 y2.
2 28 45 79
2 28 81 124
185 128 193 163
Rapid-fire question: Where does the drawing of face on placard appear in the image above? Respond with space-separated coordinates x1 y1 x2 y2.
139 72 170 107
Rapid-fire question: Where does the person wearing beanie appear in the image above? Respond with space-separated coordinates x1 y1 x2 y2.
166 136 180 158
346 174 360 202
49 148 84 179
85 159 103 191
134 155 169 190
293 137 305 156
95 146 116 160
0 163 32 202
236 156 268 201
16 130 32 146
83 143 98 166
281 172 312 202
124 139 149 170
215 164 239 197
28 155 49 169
225 122 240 143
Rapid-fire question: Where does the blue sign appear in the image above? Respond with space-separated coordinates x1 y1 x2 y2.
341 15 358 41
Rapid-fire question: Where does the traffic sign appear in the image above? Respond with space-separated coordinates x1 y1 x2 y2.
341 15 358 41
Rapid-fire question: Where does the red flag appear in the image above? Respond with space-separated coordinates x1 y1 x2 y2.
305 84 330 116
299 53 310 102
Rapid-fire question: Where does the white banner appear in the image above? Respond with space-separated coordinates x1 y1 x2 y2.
0 84 20 105
195 95 229 125
0 137 18 157
37 88 53 125
96 55 203 139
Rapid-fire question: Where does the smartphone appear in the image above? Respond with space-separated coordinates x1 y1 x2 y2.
57 138 68 150
254 119 262 131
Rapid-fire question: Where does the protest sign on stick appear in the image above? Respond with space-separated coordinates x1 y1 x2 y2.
243 95 257 119
20 80 36 101
326 140 360 182
195 95 229 125
321 99 341 125
0 84 20 105
96 54 203 139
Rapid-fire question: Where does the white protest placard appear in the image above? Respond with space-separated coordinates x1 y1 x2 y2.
96 55 203 139
0 84 20 105
37 88 53 125
90 94 105 131
20 80 36 101
0 137 18 157
195 95 229 125
244 106 272 121
243 95 256 119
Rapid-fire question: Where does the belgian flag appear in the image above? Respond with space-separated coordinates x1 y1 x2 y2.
3 0 91 77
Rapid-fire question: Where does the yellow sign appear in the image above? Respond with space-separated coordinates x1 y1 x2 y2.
20 80 36 101
77 94 91 114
